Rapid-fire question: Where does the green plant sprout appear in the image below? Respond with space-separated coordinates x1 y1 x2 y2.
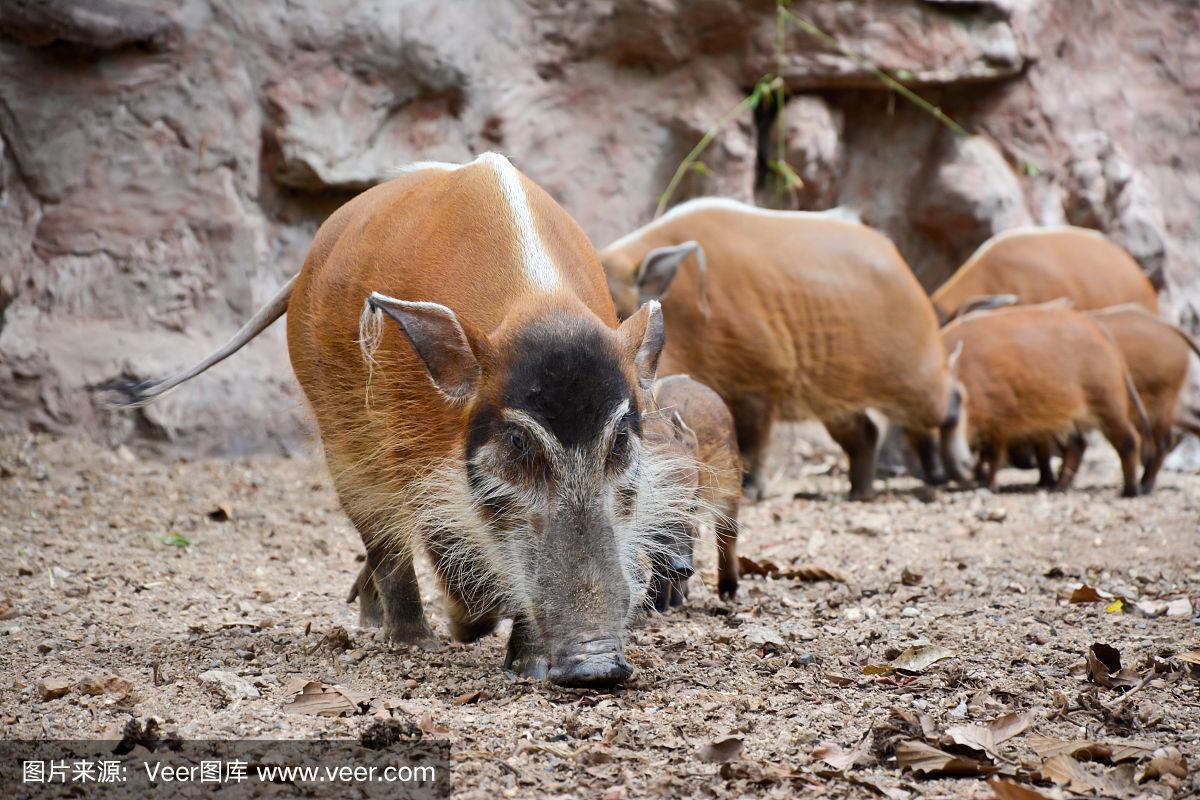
656 0 971 216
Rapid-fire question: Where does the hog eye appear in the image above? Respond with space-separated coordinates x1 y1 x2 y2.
505 428 530 456
608 423 631 468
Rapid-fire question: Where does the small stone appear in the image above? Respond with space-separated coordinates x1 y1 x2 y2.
901 607 920 618
198 670 261 702
794 652 817 666
37 679 71 701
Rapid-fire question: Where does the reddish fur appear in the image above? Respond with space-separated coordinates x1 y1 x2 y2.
932 227 1157 320
602 203 951 500
941 306 1142 497
1087 307 1199 492
645 375 742 598
286 161 644 640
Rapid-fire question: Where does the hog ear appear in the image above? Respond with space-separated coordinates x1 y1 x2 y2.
636 241 706 305
955 293 1018 319
366 293 488 403
618 300 665 392
670 410 697 444
946 340 965 377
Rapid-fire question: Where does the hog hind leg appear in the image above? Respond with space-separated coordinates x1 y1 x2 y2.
825 412 881 501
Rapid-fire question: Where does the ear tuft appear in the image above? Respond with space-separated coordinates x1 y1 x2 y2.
618 300 666 393
366 293 482 403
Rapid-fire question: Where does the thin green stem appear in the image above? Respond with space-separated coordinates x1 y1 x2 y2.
779 7 970 138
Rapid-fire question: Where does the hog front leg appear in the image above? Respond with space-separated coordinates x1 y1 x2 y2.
504 616 549 680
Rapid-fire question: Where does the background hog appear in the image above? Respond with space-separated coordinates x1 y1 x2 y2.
641 375 742 611
601 198 956 501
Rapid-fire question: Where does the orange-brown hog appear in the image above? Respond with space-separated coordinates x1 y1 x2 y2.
932 226 1158 322
939 304 1146 497
641 375 742 611
94 153 695 688
1069 306 1199 493
600 198 956 501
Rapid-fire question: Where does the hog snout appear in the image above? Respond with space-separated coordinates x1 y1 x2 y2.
548 636 633 687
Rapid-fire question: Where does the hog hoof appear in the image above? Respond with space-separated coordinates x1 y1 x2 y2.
717 578 738 600
1119 486 1140 499
507 653 550 681
383 620 440 651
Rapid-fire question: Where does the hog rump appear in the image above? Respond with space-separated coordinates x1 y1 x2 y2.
95 153 700 687
600 197 956 501
939 304 1148 497
931 226 1158 322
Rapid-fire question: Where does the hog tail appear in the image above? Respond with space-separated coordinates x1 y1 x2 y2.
358 298 386 408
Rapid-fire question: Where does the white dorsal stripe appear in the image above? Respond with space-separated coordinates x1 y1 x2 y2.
476 153 560 292
394 153 560 292
603 196 862 252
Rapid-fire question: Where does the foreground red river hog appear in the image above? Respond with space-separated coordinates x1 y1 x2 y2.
1074 306 1200 493
931 226 1158 322
939 304 1147 497
641 375 742 611
96 153 697 688
599 198 957 500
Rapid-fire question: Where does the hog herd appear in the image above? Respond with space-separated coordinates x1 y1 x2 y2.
101 153 1199 688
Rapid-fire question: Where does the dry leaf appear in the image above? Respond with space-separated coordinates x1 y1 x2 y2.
452 690 482 706
285 680 361 717
900 567 923 586
896 740 997 776
737 556 845 583
777 563 847 582
1109 742 1156 763
945 711 1035 760
738 556 780 576
207 504 233 522
891 645 953 673
1027 734 1111 762
1138 747 1187 782
813 736 872 771
697 736 743 763
1041 756 1136 797
1175 650 1200 665
1085 643 1140 688
1069 584 1114 603
987 777 1059 799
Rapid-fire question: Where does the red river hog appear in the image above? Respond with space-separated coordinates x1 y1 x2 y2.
96 153 700 687
932 226 1158 322
641 374 742 611
939 304 1147 497
600 197 957 501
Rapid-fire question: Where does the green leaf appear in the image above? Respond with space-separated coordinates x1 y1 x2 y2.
894 68 914 81
162 531 192 548
691 161 710 176
770 160 803 189
1023 160 1041 178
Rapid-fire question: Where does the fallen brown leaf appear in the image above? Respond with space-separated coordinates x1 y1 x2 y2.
1069 585 1114 604
1085 642 1140 688
737 556 845 583
813 735 872 771
944 710 1035 760
777 563 847 582
1027 733 1111 762
284 680 361 717
452 690 482 706
696 736 743 763
895 740 997 776
891 645 953 673
1137 747 1187 782
1040 755 1136 797
987 777 1059 799
1175 650 1200 665
207 504 233 522
737 556 780 577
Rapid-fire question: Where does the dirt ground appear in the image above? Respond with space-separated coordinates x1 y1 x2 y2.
2 431 1198 799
